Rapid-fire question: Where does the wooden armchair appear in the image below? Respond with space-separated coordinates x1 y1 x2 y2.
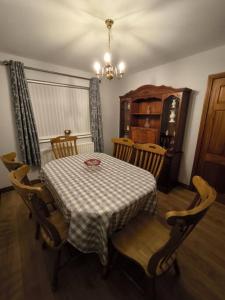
9 165 68 290
50 136 78 159
112 138 134 163
8 165 55 220
111 176 217 297
133 143 166 179
0 151 23 171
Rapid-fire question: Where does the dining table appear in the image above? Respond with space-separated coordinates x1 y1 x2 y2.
41 152 157 266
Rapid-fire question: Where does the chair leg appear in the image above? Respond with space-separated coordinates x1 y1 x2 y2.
111 250 119 269
174 258 180 276
144 276 156 300
29 211 32 219
101 265 110 279
51 249 61 292
35 223 40 240
152 277 156 300
42 241 47 250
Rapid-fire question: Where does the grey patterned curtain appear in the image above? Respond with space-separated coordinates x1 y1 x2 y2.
89 78 104 152
8 60 41 166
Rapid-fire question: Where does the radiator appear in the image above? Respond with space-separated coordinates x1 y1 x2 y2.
77 142 94 154
41 142 94 166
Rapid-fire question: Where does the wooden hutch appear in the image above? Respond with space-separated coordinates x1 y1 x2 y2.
119 85 192 192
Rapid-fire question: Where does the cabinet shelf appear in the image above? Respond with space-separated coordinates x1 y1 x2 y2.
131 113 161 116
131 126 158 130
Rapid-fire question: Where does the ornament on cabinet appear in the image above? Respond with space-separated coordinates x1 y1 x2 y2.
147 105 151 114
169 110 176 123
169 98 177 123
144 117 150 128
171 98 176 108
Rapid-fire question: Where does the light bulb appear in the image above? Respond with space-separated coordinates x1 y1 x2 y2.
93 62 101 74
104 52 111 64
118 61 125 74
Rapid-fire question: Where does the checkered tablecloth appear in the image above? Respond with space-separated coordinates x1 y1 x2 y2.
41 153 157 265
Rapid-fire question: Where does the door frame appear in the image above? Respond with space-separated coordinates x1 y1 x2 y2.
191 72 225 182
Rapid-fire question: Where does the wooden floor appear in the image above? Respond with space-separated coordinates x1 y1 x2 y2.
0 187 225 300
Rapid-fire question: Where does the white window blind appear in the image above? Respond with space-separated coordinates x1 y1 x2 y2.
28 81 90 141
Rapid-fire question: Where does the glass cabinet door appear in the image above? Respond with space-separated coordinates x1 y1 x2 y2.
160 95 180 152
121 100 131 137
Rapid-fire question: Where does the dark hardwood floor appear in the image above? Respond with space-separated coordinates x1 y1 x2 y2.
0 187 225 300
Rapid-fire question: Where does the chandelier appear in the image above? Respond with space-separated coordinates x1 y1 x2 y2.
93 19 125 80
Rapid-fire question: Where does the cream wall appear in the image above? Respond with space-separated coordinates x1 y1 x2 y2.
0 51 117 188
117 44 225 185
100 79 120 155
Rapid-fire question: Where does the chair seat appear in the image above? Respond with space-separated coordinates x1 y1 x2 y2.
41 210 69 248
32 182 55 205
32 181 43 188
112 213 170 276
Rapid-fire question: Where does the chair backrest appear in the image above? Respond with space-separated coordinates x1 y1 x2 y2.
8 165 42 211
112 138 134 163
147 176 217 276
50 136 78 159
133 143 166 179
0 152 23 172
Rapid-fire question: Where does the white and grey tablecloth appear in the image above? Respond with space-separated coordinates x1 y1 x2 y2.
41 153 157 265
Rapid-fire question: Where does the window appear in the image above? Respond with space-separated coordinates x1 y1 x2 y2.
28 80 91 141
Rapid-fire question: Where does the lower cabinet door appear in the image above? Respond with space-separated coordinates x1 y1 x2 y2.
131 127 158 144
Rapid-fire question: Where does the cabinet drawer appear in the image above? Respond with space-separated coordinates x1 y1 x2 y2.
131 127 158 144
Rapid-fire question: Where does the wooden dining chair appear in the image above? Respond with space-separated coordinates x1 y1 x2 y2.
9 165 55 220
9 165 69 290
133 143 166 179
111 176 217 298
50 135 78 159
112 138 134 163
29 194 69 291
0 151 23 171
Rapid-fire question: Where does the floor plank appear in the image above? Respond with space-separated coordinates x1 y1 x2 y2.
0 188 225 300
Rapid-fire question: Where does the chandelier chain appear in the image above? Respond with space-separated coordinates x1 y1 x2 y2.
108 27 111 50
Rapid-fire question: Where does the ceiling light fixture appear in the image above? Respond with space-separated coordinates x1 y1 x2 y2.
93 19 125 80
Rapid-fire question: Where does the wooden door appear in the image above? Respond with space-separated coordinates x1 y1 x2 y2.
193 73 225 202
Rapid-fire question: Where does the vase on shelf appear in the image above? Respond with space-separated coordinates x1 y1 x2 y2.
144 117 150 128
171 99 176 109
169 109 176 123
146 105 151 114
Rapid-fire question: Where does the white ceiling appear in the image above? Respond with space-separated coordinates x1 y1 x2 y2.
0 0 225 73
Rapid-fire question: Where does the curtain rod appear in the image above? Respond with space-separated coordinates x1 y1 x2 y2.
27 78 89 90
0 60 91 81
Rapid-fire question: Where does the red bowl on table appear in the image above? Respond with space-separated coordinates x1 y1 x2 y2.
84 159 101 170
